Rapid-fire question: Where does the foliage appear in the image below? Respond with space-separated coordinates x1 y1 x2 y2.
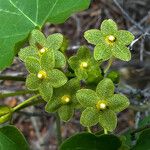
0 0 90 70
1 4 145 148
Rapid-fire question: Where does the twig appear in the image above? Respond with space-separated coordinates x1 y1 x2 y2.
0 75 26 81
113 0 145 33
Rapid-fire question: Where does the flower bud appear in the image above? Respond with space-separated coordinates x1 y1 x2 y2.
0 106 13 124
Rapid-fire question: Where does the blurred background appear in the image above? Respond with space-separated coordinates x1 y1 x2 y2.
0 0 150 149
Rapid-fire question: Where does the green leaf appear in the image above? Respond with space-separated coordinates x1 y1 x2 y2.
100 19 118 35
0 125 29 150
99 109 117 132
131 129 150 150
76 89 99 107
26 74 41 90
108 94 130 113
116 30 134 46
60 132 122 150
0 0 90 70
47 69 67 88
94 43 112 61
84 29 103 45
80 107 99 127
58 105 74 121
25 57 41 74
96 78 114 100
138 115 150 128
112 44 131 61
41 50 55 71
39 81 53 102
47 33 63 50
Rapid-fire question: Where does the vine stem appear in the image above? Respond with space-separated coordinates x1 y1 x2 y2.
104 57 114 75
12 94 42 112
0 75 26 81
0 90 36 99
55 113 62 147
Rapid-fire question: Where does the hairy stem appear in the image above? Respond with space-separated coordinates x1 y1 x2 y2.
87 127 92 133
12 94 42 112
104 57 114 75
55 113 62 147
104 128 108 134
0 90 36 99
0 75 26 81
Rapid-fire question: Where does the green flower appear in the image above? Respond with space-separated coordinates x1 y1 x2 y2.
19 29 66 68
84 19 134 61
25 52 67 102
68 46 102 83
76 78 129 131
45 78 80 121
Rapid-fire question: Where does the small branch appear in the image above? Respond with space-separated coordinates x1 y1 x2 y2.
12 94 43 112
0 90 36 98
55 113 62 147
0 75 26 81
113 0 145 33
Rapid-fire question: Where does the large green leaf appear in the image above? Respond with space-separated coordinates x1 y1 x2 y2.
0 0 90 70
131 129 150 150
0 125 29 150
60 132 122 150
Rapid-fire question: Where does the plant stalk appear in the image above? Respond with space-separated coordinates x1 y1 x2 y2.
104 57 114 75
55 112 62 147
0 75 26 81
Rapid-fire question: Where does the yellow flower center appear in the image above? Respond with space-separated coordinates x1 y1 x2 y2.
61 95 70 104
105 35 116 45
39 47 48 54
96 100 107 110
80 62 88 69
37 70 47 79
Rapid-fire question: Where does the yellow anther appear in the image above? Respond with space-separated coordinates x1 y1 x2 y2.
108 35 116 42
39 47 47 54
61 95 70 104
96 101 107 110
80 62 88 69
37 70 47 79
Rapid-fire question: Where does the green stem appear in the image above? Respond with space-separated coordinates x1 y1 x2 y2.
87 127 92 133
0 90 36 99
12 94 42 112
55 113 62 147
104 57 114 75
104 129 108 134
0 75 26 81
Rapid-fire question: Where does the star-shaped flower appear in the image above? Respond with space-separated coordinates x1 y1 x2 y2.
84 19 134 61
25 50 67 102
19 29 66 68
76 78 129 132
45 78 80 121
68 46 102 83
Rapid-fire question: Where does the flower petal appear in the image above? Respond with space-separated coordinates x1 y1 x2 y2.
108 94 130 112
112 44 131 61
25 57 41 74
80 107 99 127
94 43 112 61
116 30 134 45
58 105 74 121
26 74 41 90
84 29 103 45
99 109 117 132
76 89 99 107
39 81 53 102
96 78 114 100
47 69 67 88
101 19 118 35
